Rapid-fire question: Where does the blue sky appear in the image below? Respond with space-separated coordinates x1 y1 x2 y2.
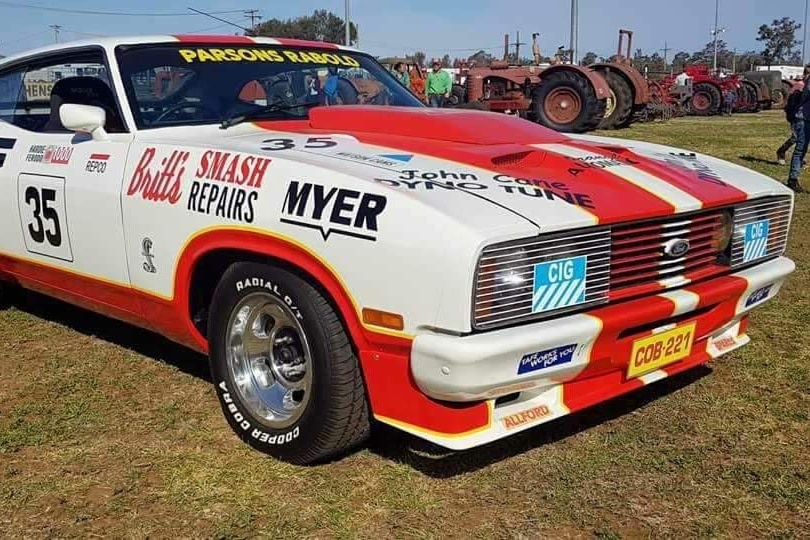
0 0 806 62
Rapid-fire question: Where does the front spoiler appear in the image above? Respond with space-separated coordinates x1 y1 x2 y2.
386 257 794 450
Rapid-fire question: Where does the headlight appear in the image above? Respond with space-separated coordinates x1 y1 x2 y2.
473 228 611 330
729 196 792 268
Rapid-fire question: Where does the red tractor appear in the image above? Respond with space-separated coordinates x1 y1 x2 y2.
643 74 691 121
589 29 651 129
681 65 728 116
446 35 610 133
455 60 610 132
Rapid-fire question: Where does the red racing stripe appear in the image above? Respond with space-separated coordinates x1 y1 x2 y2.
172 34 255 44
253 120 675 225
274 38 340 49
565 140 749 208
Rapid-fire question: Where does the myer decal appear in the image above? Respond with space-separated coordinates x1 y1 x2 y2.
280 180 387 241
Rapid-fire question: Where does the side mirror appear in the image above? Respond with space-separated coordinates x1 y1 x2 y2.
59 103 109 141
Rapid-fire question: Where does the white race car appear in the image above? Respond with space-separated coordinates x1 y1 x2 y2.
0 36 796 464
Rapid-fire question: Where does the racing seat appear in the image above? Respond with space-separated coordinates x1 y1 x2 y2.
43 76 126 133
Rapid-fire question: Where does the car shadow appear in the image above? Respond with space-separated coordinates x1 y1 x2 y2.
3 288 209 381
5 288 712 476
367 367 711 478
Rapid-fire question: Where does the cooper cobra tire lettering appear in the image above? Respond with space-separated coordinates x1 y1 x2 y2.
218 380 302 441
207 261 370 464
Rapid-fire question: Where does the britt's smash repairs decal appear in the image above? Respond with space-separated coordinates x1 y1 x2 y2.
127 147 187 205
178 48 361 67
743 220 770 263
187 151 270 223
280 180 387 241
127 148 270 223
532 256 587 313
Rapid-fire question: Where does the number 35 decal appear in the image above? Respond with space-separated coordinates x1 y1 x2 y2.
18 174 73 262
260 136 338 152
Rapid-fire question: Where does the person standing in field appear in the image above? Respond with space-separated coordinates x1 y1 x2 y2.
722 89 736 115
393 62 411 90
786 65 810 193
426 60 451 107
777 80 805 165
532 33 542 65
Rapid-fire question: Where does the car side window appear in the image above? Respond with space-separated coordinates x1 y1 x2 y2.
0 50 127 133
0 68 26 128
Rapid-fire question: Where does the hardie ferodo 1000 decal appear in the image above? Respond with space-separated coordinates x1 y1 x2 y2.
0 35 796 465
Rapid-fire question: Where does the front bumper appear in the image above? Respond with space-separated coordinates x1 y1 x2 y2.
412 256 795 402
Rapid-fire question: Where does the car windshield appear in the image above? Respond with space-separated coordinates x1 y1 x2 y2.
115 43 425 129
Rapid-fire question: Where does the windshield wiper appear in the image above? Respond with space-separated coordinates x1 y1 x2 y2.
220 101 321 129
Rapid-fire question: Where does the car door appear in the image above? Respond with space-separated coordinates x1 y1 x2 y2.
0 48 136 317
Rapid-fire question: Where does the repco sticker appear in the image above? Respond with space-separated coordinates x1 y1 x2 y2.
218 381 300 445
236 277 304 320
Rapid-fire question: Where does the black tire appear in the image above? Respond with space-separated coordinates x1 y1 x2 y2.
445 84 466 108
745 83 761 113
690 82 721 116
597 70 634 130
457 101 488 110
532 70 606 133
207 262 370 465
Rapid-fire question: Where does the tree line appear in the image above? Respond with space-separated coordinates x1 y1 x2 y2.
246 11 804 74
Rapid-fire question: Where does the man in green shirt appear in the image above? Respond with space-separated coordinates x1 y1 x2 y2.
426 60 452 107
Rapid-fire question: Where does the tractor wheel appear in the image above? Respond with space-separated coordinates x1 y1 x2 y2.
532 70 606 133
690 82 721 116
597 71 634 130
445 85 466 108
734 86 751 113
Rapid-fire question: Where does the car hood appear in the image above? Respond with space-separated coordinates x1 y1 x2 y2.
176 106 793 232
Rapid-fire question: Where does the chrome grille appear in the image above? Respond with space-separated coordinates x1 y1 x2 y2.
611 212 723 292
731 196 792 267
473 228 611 329
473 196 793 331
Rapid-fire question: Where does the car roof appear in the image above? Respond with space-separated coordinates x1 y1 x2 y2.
0 35 358 68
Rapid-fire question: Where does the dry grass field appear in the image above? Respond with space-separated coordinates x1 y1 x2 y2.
1 111 808 538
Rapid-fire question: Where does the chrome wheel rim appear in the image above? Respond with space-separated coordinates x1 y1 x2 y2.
226 292 313 430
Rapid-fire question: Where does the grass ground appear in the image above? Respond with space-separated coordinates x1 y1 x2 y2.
1 111 808 539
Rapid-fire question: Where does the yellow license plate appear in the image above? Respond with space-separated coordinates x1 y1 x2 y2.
627 322 696 378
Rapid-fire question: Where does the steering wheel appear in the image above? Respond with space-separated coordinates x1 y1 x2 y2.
153 102 219 125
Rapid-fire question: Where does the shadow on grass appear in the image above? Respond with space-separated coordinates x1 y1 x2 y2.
5 288 711 476
367 366 711 478
739 154 785 167
5 288 209 382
